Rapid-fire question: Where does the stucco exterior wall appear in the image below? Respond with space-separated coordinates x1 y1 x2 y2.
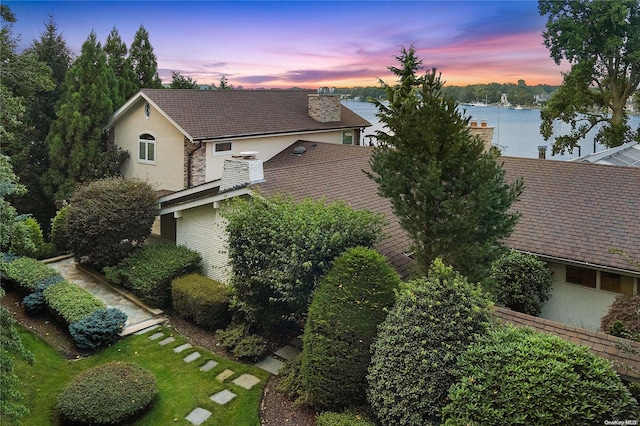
176 204 230 283
114 101 185 191
540 262 618 331
205 130 347 181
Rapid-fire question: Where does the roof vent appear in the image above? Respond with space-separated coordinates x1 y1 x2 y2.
292 146 306 155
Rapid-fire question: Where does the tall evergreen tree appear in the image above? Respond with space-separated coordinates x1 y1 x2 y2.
104 27 138 105
45 31 127 201
128 25 162 89
368 46 523 283
170 70 199 89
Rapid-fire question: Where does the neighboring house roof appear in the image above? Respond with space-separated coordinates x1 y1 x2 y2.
254 141 413 277
570 141 640 168
255 142 640 276
502 157 640 275
108 89 370 141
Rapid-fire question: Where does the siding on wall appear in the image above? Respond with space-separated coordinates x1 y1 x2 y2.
176 205 230 283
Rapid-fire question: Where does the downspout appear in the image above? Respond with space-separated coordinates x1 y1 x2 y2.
186 141 204 188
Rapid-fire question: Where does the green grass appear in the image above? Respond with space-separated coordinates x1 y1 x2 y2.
9 326 269 425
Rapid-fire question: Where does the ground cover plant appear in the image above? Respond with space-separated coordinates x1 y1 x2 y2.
443 325 639 424
104 244 201 308
8 325 269 425
224 194 385 332
298 247 400 410
43 280 106 324
367 259 494 426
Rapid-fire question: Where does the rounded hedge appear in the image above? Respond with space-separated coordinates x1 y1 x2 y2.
601 295 640 341
367 259 494 426
58 362 157 425
172 273 231 329
489 250 552 316
300 246 401 410
442 325 639 425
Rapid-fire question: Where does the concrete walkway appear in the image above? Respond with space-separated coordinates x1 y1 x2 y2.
45 256 167 335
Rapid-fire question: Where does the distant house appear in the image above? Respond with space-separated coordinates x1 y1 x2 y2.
155 141 640 332
570 141 640 168
107 89 370 192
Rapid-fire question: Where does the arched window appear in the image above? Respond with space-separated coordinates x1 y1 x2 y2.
138 133 156 163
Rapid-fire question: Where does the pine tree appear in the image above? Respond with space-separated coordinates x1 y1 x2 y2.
104 27 138 105
368 46 523 283
45 31 127 201
129 25 162 89
218 75 233 90
170 70 199 89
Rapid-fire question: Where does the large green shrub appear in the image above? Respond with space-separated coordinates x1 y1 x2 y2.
9 217 44 258
69 308 127 351
43 280 106 324
66 177 158 269
316 411 376 426
367 259 494 426
171 274 231 329
58 362 157 425
489 250 552 316
300 247 400 410
50 206 69 254
1 256 59 292
442 325 639 425
224 195 385 331
104 244 201 308
601 295 640 341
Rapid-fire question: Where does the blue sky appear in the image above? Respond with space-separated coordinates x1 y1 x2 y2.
5 1 567 88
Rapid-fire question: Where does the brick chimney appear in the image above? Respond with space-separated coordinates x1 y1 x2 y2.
220 151 264 191
308 92 341 122
468 120 494 152
538 145 547 159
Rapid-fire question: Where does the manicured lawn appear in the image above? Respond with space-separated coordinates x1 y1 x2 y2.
9 326 269 425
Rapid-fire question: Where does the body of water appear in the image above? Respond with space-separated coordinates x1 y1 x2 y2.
344 100 640 161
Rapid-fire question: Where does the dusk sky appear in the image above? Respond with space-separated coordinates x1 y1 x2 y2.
6 1 568 89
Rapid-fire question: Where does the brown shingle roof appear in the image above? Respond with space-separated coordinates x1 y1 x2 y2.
140 89 370 140
255 143 640 276
501 157 640 274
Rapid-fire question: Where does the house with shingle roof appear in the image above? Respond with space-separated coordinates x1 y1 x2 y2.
107 89 370 192
156 141 640 333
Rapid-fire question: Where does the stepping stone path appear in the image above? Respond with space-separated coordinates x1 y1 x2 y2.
210 389 237 405
135 324 160 335
183 352 201 363
149 332 164 341
200 360 218 371
232 374 261 390
158 336 175 346
173 343 192 353
274 345 299 361
216 369 234 382
254 342 301 375
255 356 284 375
185 407 211 425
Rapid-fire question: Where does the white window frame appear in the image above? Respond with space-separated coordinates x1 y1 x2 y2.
213 141 234 156
138 133 156 164
342 130 354 145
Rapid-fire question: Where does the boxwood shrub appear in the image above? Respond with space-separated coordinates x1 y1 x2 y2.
69 308 128 351
367 259 494 426
300 247 401 410
58 362 157 425
43 280 106 324
172 273 231 329
22 274 65 314
1 256 59 292
104 244 201 308
443 325 639 425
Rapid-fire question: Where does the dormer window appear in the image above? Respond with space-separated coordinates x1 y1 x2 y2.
144 102 151 119
138 133 156 163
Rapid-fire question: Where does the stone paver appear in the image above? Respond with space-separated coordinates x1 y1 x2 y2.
200 360 218 372
173 343 192 353
134 324 160 335
210 389 236 405
159 336 175 346
274 345 300 361
216 369 234 382
185 407 211 425
149 332 164 340
184 351 202 363
232 374 261 390
255 356 284 375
